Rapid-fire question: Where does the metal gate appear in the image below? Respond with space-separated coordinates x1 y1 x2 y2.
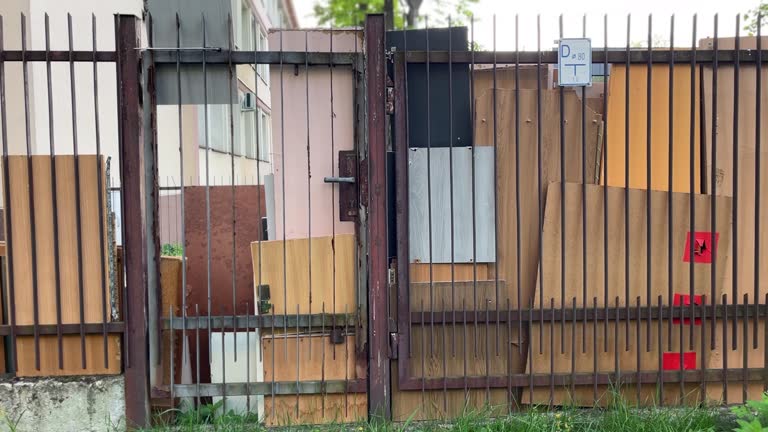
389 13 768 420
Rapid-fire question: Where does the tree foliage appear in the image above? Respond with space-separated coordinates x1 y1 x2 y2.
744 1 767 35
312 0 479 30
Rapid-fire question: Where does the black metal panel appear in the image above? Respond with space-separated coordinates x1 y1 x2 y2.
387 27 472 148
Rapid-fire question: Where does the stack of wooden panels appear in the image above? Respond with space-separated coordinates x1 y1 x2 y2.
523 182 734 406
700 36 768 404
250 234 363 424
3 155 119 376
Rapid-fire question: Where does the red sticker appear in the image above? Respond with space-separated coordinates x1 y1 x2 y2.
662 352 697 370
672 294 704 325
682 232 719 264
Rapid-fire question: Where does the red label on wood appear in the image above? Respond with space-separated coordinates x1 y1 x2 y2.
662 352 697 370
682 231 719 263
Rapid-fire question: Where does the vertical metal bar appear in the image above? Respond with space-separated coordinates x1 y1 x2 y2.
321 303 326 417
732 14 741 350
549 297 554 408
529 298 534 399
365 14 391 419
195 304 201 409
220 311 227 413
295 304 300 418
329 21 337 363
270 304 275 421
116 14 150 427
603 14 610 353
447 16 456 358
657 295 664 406
421 300 425 408
492 14 500 355
700 294 708 396
278 21 288 361
635 296 641 403
615 296 620 387
394 34 410 371
593 296 598 401
200 13 213 365
425 16 435 356
226 12 237 362
537 14 544 354
645 14 653 353
667 14 675 352
678 291 684 401
441 299 447 412
90 14 109 370
304 30 312 358
559 14 566 354
46 13 66 370
624 13 631 350
570 297 576 399
344 304 350 418
170 306 175 404
689 14 697 351
753 13 762 348
485 298 491 404
743 293 749 401
175 14 188 372
507 298 513 410
0 15 19 373
710 15 719 351
246 302 250 412
514 13 523 355
463 299 468 404
581 14 588 354
470 13 479 362
20 12 41 371
723 294 729 401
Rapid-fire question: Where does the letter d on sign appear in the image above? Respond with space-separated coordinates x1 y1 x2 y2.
560 44 570 58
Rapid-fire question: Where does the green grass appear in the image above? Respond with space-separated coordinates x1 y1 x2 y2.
141 399 727 432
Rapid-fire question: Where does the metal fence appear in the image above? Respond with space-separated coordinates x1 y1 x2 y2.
0 9 767 429
390 12 767 419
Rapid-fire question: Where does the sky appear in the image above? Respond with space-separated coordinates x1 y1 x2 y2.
292 0 761 49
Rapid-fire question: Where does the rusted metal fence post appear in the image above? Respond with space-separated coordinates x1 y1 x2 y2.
116 14 153 428
364 13 391 420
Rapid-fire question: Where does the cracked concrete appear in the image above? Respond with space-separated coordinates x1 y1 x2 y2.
0 375 125 432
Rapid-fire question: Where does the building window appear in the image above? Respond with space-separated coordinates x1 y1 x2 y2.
256 29 269 83
257 108 271 162
242 107 257 159
200 104 238 155
240 2 254 50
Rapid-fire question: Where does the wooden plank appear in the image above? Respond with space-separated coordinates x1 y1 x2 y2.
700 36 768 405
523 182 733 406
15 335 121 377
251 234 356 316
410 281 509 312
408 147 496 263
160 256 183 393
3 155 118 376
474 88 603 309
409 263 488 282
261 333 363 425
602 64 700 192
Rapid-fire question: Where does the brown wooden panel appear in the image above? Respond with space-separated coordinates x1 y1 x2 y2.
523 183 733 406
474 88 602 311
3 155 118 376
410 263 489 283
602 64 700 193
251 234 356 317
15 335 120 377
700 36 768 405
160 256 183 394
261 333 363 425
183 185 266 384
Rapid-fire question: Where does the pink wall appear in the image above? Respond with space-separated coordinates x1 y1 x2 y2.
268 29 361 240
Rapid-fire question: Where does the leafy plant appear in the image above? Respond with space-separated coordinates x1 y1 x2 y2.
161 243 183 257
732 392 768 432
744 1 767 36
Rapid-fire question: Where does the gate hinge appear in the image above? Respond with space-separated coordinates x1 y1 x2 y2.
389 332 398 359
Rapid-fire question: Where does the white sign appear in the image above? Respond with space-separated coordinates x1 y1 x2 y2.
558 38 592 87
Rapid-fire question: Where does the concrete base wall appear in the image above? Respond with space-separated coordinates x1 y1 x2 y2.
0 376 125 432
